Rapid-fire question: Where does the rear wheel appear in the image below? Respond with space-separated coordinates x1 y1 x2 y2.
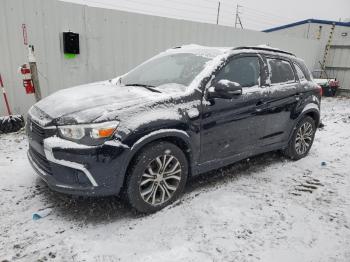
125 141 188 213
284 116 316 160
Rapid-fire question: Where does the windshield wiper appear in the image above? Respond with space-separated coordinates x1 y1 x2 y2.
124 83 162 93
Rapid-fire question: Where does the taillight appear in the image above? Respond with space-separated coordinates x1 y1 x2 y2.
318 85 323 96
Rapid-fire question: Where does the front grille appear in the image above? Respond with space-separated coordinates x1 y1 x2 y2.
29 147 52 175
31 120 46 138
27 116 57 141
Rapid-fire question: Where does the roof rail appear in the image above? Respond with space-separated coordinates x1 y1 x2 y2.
233 46 295 56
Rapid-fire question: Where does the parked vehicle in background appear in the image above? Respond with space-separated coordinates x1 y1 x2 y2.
26 45 321 213
312 69 340 97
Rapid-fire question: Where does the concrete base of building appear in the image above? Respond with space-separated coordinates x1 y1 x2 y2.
337 88 350 97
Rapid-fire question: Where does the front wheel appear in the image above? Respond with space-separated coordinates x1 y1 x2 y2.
284 116 316 160
125 141 188 213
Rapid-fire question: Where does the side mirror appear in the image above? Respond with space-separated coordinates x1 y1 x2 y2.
208 80 242 99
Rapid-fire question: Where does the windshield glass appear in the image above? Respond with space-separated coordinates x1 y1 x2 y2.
120 53 210 89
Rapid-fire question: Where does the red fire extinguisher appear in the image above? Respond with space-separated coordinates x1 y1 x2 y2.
20 64 35 94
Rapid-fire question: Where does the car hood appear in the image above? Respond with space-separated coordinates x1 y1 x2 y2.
31 81 184 125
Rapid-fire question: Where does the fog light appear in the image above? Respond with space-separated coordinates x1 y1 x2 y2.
76 171 91 186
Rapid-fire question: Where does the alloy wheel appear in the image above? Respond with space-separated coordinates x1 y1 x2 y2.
139 154 182 206
295 122 313 155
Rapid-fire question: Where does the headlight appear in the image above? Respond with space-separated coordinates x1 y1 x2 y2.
59 126 85 140
58 121 119 145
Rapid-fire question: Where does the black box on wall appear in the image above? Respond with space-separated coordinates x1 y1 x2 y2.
63 32 80 54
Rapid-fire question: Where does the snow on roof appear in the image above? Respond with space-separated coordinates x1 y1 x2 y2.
165 44 292 57
165 44 230 59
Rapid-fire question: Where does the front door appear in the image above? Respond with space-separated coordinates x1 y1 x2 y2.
199 54 269 164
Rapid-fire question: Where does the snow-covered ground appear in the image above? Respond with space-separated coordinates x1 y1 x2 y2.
1 97 349 262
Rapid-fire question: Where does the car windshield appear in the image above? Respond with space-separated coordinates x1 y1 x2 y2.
120 53 210 89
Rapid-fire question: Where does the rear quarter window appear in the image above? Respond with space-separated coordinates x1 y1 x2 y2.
294 60 312 81
267 58 295 84
294 63 307 82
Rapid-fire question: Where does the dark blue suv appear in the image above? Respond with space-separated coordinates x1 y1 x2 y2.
27 45 321 213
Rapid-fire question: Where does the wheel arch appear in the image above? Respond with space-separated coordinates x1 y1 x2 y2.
300 104 320 127
121 129 195 189
287 104 320 144
303 110 320 127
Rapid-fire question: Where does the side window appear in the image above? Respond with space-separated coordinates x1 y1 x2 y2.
294 63 307 82
214 56 260 87
267 58 295 84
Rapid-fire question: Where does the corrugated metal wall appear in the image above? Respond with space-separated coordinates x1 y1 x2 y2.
0 0 322 116
265 22 350 89
326 42 350 88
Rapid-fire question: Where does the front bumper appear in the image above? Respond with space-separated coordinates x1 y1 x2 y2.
28 135 130 196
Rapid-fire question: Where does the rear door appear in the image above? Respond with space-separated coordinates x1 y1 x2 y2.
199 54 269 163
262 56 303 146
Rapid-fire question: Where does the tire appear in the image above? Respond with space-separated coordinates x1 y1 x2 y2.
284 116 316 160
125 141 188 213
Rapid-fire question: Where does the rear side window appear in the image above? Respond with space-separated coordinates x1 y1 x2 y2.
295 61 312 81
267 58 295 84
294 63 307 81
214 56 260 87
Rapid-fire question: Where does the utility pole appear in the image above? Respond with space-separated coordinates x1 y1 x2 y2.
234 4 243 29
28 45 42 102
216 1 221 25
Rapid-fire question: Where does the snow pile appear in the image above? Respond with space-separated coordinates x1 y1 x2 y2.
0 115 23 123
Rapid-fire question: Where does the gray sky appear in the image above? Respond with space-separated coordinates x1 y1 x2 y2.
62 0 350 31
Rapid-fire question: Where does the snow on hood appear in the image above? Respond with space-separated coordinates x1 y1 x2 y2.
32 80 177 125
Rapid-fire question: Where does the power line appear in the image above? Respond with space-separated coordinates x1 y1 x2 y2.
243 10 289 23
243 17 280 26
199 0 297 23
158 0 216 10
242 13 289 26
242 6 295 21
83 0 217 17
65 0 296 30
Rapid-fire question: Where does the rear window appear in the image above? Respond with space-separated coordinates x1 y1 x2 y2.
267 58 295 84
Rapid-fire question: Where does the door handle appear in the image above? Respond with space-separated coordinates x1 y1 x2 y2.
294 93 301 101
256 100 266 106
255 100 267 107
255 100 267 112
